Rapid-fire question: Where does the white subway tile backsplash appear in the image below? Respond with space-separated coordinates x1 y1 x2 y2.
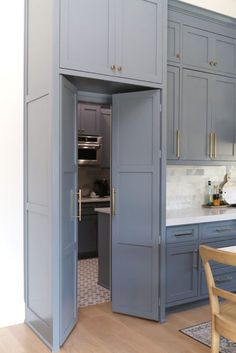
166 165 234 211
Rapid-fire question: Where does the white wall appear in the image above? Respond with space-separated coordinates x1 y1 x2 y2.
0 1 24 327
0 0 235 329
180 0 236 17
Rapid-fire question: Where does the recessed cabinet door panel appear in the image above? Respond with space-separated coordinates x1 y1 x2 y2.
183 26 213 70
167 66 180 160
112 90 160 320
60 0 115 76
117 0 163 83
166 245 198 304
168 21 181 63
78 103 101 135
182 70 211 160
212 76 236 160
214 35 236 75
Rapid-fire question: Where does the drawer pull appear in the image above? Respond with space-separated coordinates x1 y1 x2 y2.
174 232 193 237
215 275 233 284
215 228 233 233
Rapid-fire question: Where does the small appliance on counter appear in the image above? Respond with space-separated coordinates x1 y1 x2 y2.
93 179 109 197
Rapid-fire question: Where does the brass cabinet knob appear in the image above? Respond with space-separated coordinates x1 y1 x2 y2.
110 64 116 71
117 66 122 71
209 60 214 66
176 53 180 59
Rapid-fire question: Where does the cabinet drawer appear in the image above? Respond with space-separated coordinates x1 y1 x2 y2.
201 266 236 297
200 221 236 240
166 225 198 244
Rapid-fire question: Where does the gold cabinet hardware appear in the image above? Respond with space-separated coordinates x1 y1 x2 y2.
209 132 213 159
209 60 214 66
117 66 122 71
110 65 116 71
78 189 82 222
176 53 180 59
70 189 82 222
176 129 180 159
112 188 116 216
213 132 217 159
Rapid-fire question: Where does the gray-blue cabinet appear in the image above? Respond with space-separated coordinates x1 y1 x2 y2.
182 25 236 76
60 0 164 84
166 244 198 304
78 103 101 135
166 220 236 308
167 66 180 160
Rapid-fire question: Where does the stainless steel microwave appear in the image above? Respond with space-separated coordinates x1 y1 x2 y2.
78 135 102 166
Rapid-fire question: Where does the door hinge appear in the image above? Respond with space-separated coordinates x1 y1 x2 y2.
159 150 162 159
158 236 161 245
160 104 162 113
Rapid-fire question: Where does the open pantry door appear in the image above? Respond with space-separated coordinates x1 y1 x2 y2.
111 90 161 321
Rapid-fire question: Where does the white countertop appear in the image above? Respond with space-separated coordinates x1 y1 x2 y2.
166 207 236 227
82 197 110 203
95 207 110 215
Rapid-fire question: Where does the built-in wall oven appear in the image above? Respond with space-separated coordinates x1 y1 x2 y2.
78 135 102 166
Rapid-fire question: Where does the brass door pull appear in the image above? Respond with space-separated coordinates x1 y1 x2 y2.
209 132 213 159
176 130 180 159
213 132 217 159
70 189 82 222
112 188 116 216
110 65 116 71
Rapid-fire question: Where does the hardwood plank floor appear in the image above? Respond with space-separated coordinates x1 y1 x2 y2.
0 303 211 353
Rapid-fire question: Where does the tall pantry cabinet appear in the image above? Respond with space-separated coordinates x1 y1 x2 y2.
24 0 167 351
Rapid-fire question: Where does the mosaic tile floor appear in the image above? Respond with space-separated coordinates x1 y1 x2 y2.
78 258 111 307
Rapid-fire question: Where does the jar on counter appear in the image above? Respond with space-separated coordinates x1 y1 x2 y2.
213 194 220 206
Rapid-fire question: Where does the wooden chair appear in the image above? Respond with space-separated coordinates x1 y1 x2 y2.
199 245 236 353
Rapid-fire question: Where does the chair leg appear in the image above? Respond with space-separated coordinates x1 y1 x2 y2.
211 321 220 353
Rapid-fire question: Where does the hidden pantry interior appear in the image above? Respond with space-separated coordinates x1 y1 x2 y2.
23 0 236 351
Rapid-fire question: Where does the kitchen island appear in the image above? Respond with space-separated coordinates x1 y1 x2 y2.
95 207 111 289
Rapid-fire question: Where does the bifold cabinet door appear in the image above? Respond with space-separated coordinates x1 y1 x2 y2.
60 76 78 345
112 90 161 321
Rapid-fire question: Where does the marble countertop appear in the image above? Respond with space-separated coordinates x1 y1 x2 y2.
94 207 110 215
166 207 236 227
82 196 110 203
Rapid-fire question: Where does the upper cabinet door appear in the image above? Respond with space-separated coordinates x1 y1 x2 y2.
182 26 213 71
211 76 236 161
182 70 211 161
60 0 116 76
168 21 181 64
167 66 180 160
213 34 236 75
116 0 163 83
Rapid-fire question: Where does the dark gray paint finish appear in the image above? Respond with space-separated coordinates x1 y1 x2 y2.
97 213 111 289
60 76 78 344
78 103 101 135
112 90 160 320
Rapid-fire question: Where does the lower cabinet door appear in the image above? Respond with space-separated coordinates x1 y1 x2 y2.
166 244 198 305
200 266 236 297
78 215 98 259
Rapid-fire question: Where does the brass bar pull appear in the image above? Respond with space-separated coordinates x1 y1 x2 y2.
112 187 116 216
176 129 180 159
78 189 82 222
209 132 213 159
214 132 217 159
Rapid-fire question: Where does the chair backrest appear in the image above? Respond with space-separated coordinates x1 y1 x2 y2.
199 245 236 315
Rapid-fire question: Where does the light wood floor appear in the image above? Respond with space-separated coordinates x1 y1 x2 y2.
0 302 212 353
